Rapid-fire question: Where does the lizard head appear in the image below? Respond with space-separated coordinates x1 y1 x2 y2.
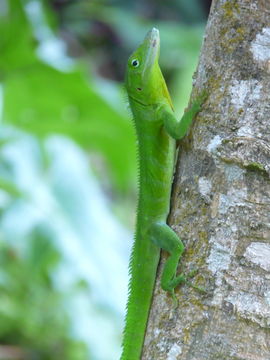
125 28 171 106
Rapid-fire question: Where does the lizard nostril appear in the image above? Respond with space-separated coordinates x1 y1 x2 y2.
137 87 142 91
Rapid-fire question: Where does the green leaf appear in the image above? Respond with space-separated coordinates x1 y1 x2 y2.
3 62 136 190
0 0 37 74
0 178 23 197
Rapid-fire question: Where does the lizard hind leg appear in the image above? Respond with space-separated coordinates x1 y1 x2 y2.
149 222 189 296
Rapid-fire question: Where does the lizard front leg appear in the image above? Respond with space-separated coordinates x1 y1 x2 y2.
158 90 208 140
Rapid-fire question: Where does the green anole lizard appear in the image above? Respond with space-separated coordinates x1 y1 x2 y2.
121 28 207 360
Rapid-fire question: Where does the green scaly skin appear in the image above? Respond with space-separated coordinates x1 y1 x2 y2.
121 28 207 360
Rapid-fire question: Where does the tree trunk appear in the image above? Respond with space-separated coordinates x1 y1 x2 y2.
143 0 270 359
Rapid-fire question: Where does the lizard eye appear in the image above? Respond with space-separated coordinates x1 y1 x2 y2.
131 59 139 67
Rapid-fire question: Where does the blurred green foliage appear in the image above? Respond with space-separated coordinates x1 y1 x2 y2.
0 0 208 358
1 0 136 191
4 62 136 190
0 233 88 359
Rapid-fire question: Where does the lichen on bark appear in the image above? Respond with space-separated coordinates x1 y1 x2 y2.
143 1 270 359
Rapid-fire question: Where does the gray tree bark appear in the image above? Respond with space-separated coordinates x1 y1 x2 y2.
143 0 270 359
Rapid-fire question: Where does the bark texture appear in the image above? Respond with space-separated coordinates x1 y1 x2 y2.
143 0 270 359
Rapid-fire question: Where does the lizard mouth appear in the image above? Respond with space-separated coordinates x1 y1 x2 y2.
142 27 160 80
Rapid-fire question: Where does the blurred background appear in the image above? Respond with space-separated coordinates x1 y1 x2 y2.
0 0 210 359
